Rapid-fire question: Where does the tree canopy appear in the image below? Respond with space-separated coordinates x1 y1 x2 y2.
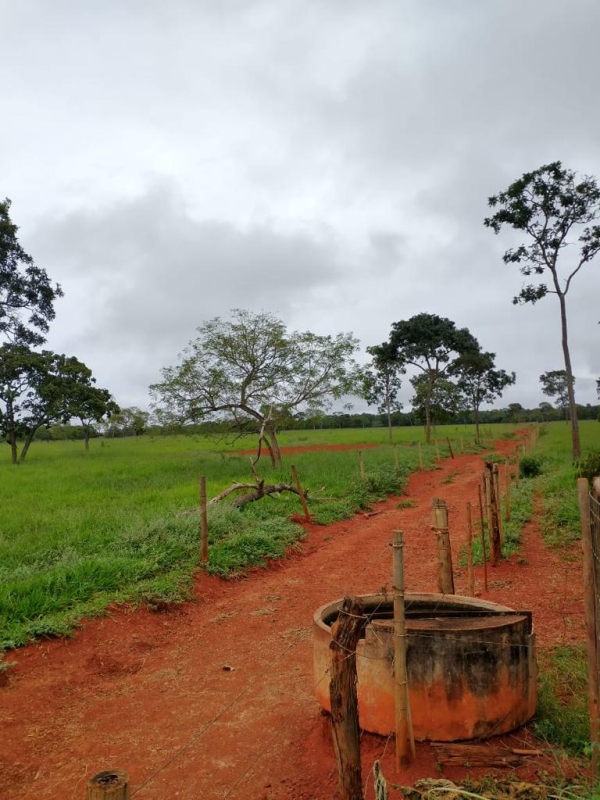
381 313 479 442
539 369 573 419
0 343 118 462
150 309 360 465
451 351 515 442
485 162 600 458
0 199 63 346
360 343 404 441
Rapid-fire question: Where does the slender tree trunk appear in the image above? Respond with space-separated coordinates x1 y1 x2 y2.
19 431 35 463
265 426 282 468
424 400 432 444
386 401 393 442
84 430 90 450
474 405 480 444
9 431 18 464
558 292 580 459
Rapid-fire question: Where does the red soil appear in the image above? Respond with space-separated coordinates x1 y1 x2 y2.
232 441 382 456
0 437 586 799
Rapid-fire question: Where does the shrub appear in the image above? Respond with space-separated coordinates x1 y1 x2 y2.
519 455 543 479
578 450 600 486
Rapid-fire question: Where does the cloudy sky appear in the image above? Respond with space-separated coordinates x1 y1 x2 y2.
2 0 599 412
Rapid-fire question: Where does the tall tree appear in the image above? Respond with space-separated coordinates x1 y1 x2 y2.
0 344 117 462
539 369 573 421
150 309 360 466
451 351 516 442
485 162 600 459
360 343 404 441
0 199 63 346
384 313 479 443
410 373 465 428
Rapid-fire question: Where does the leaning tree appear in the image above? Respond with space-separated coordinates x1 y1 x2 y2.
150 309 360 466
485 162 600 459
380 313 479 444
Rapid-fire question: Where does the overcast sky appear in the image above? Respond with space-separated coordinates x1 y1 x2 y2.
2 0 599 413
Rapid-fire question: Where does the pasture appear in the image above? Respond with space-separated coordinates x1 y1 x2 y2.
1 423 503 649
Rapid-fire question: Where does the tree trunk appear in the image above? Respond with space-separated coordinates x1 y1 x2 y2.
9 431 18 464
474 405 480 444
424 400 432 445
386 402 393 442
558 292 580 459
265 426 282 468
84 430 90 450
19 431 35 463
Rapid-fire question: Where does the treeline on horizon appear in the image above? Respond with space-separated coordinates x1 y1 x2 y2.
33 401 600 441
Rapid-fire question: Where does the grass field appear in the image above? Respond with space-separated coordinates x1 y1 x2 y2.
0 423 508 650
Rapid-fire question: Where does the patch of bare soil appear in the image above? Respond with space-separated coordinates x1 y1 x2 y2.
0 435 586 799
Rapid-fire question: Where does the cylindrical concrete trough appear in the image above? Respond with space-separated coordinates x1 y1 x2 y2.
314 593 536 741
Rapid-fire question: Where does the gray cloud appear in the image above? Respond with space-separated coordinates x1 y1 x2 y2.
1 0 598 412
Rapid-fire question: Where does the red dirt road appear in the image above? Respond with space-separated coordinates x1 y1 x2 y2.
1 441 586 799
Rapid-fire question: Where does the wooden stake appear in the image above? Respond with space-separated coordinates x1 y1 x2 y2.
460 436 464 454
466 502 475 596
393 446 400 473
86 771 130 800
329 597 366 800
200 475 208 564
291 464 312 522
485 462 502 564
418 442 423 470
392 530 412 771
431 498 454 594
578 478 599 780
358 450 366 481
478 484 489 592
515 450 520 487
493 464 504 548
446 437 455 459
505 460 511 522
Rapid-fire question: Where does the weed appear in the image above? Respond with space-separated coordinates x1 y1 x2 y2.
520 455 543 478
396 499 417 509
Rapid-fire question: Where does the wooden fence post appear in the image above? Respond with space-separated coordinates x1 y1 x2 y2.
86 771 130 800
330 597 366 800
291 464 312 522
417 442 423 470
493 464 504 548
392 530 413 771
393 446 400 473
505 460 511 522
446 438 455 459
200 476 208 564
484 463 501 565
478 485 489 592
466 502 475 597
358 450 366 482
578 478 599 780
432 499 454 594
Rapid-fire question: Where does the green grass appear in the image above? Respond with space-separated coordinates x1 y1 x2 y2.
534 421 600 548
0 423 516 650
535 645 590 756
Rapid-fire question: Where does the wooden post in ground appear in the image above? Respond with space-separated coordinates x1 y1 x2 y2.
417 442 423 470
460 436 464 454
578 478 599 780
493 464 504 548
515 449 521 487
393 446 400 474
446 437 455 459
86 771 130 800
392 530 413 771
358 450 366 482
291 464 312 522
431 498 454 594
330 596 365 800
200 476 208 564
478 484 489 592
483 469 494 562
505 460 511 522
466 502 475 596
485 462 502 565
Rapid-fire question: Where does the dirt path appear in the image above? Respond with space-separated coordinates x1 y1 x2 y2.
1 442 585 799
